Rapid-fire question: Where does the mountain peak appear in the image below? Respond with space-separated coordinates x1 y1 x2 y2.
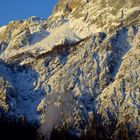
0 1 140 139
46 0 140 38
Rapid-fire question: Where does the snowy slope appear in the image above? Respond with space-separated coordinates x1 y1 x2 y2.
0 0 140 139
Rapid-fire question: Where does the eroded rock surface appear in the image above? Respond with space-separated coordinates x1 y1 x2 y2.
0 0 140 139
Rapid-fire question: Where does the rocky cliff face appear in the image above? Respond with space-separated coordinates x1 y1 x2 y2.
0 0 140 139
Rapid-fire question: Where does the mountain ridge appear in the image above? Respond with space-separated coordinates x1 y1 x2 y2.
0 0 140 139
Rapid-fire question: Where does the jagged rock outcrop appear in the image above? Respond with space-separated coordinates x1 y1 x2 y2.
0 0 140 139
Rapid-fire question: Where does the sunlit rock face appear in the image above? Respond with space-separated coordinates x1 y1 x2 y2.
0 0 140 139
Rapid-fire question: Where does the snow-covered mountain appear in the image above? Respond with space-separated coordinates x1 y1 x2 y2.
0 0 140 139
